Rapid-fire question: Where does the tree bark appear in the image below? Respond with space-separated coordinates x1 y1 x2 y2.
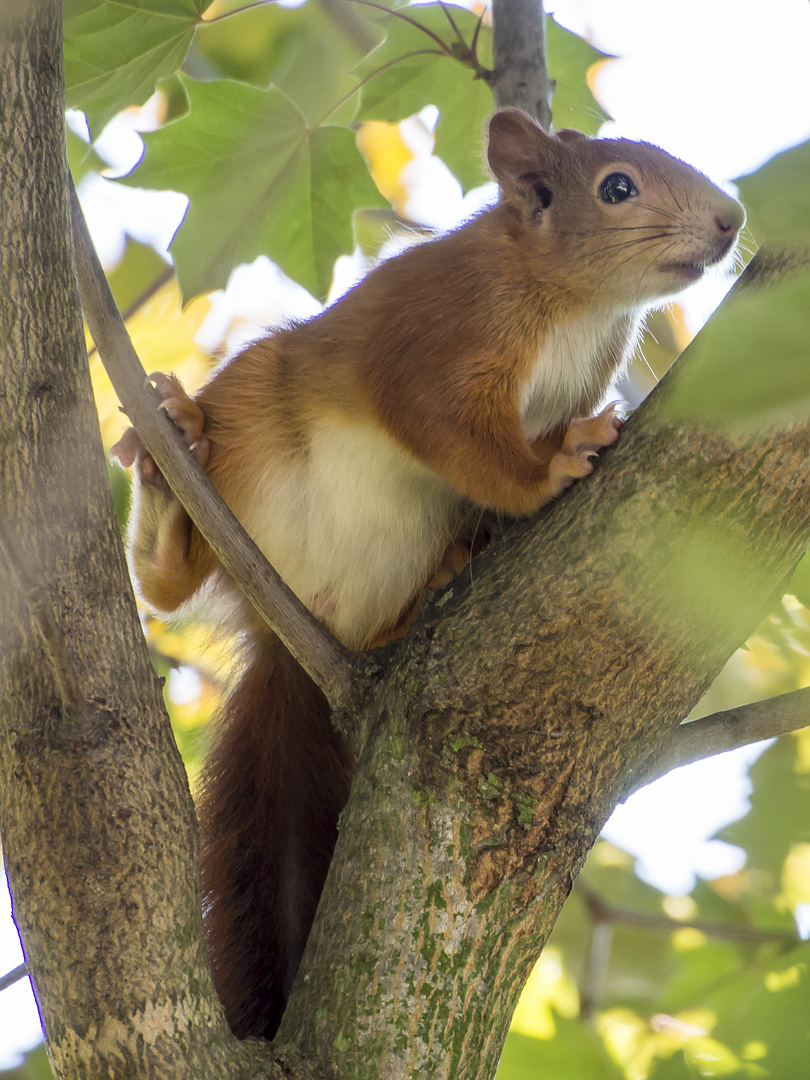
491 0 553 126
0 5 296 1077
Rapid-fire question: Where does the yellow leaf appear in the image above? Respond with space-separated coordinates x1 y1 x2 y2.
357 120 415 212
89 279 214 449
509 947 578 1040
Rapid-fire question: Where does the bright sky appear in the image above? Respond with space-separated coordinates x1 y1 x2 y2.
3 0 810 1067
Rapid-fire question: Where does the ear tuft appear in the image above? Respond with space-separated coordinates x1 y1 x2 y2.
555 127 589 144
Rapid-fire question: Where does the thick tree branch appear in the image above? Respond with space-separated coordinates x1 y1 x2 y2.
68 176 358 723
1 8 322 1075
490 0 553 126
633 687 810 792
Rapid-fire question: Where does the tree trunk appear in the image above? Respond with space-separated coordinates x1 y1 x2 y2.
0 5 281 1077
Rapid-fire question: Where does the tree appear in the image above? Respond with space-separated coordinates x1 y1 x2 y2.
2 1 810 1078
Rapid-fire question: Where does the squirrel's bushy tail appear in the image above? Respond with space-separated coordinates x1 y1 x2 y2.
198 631 354 1040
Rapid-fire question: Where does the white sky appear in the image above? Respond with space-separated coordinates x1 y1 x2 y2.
3 0 810 1067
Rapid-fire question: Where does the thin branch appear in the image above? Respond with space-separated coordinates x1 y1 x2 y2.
579 919 612 1022
578 883 799 947
633 688 810 792
438 1 467 51
0 963 28 994
68 174 358 723
86 264 173 361
342 0 458 54
490 0 553 126
0 509 79 715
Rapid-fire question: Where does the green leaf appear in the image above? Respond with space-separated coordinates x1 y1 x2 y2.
355 9 606 190
648 1050 706 1079
737 139 810 250
708 944 810 1079
719 734 810 879
547 17 608 135
355 2 494 189
786 550 810 607
105 236 170 313
192 0 381 126
660 251 810 431
64 0 205 136
66 125 106 183
125 78 385 299
497 1019 624 1080
5 1043 55 1080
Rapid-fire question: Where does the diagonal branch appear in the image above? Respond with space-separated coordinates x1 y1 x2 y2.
68 174 358 721
0 963 28 994
633 687 810 792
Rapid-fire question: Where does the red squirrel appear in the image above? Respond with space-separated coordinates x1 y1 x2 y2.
112 108 744 1039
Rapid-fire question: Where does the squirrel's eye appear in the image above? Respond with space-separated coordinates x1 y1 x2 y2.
599 173 637 204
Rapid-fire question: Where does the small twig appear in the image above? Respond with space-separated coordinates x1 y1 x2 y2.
578 883 798 947
490 0 553 126
0 510 79 715
579 919 612 1022
0 963 29 994
68 173 357 723
575 882 799 1019
632 688 810 792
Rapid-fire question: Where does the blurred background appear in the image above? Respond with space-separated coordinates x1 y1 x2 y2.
3 0 810 1076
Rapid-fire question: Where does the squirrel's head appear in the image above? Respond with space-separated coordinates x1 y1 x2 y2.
486 108 745 310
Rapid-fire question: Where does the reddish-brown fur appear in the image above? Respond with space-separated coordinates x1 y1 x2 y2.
114 109 744 1039
199 633 354 1038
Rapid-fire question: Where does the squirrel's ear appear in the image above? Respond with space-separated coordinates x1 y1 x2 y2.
555 127 589 144
487 108 557 202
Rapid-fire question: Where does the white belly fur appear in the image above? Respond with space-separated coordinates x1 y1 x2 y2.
240 419 464 648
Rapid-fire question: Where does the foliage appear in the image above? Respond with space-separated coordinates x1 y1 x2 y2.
64 0 603 300
4 1 809 1077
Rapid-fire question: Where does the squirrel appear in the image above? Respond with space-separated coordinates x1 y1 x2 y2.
111 107 744 1040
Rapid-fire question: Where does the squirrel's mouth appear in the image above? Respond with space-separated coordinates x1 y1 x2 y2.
660 237 737 281
660 261 706 282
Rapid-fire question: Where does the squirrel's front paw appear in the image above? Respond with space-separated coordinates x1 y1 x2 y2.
546 447 598 498
561 401 629 458
544 401 629 499
110 372 209 485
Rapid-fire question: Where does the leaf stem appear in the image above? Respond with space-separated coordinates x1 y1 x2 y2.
202 0 461 58
316 48 447 128
200 0 275 24
345 0 457 54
